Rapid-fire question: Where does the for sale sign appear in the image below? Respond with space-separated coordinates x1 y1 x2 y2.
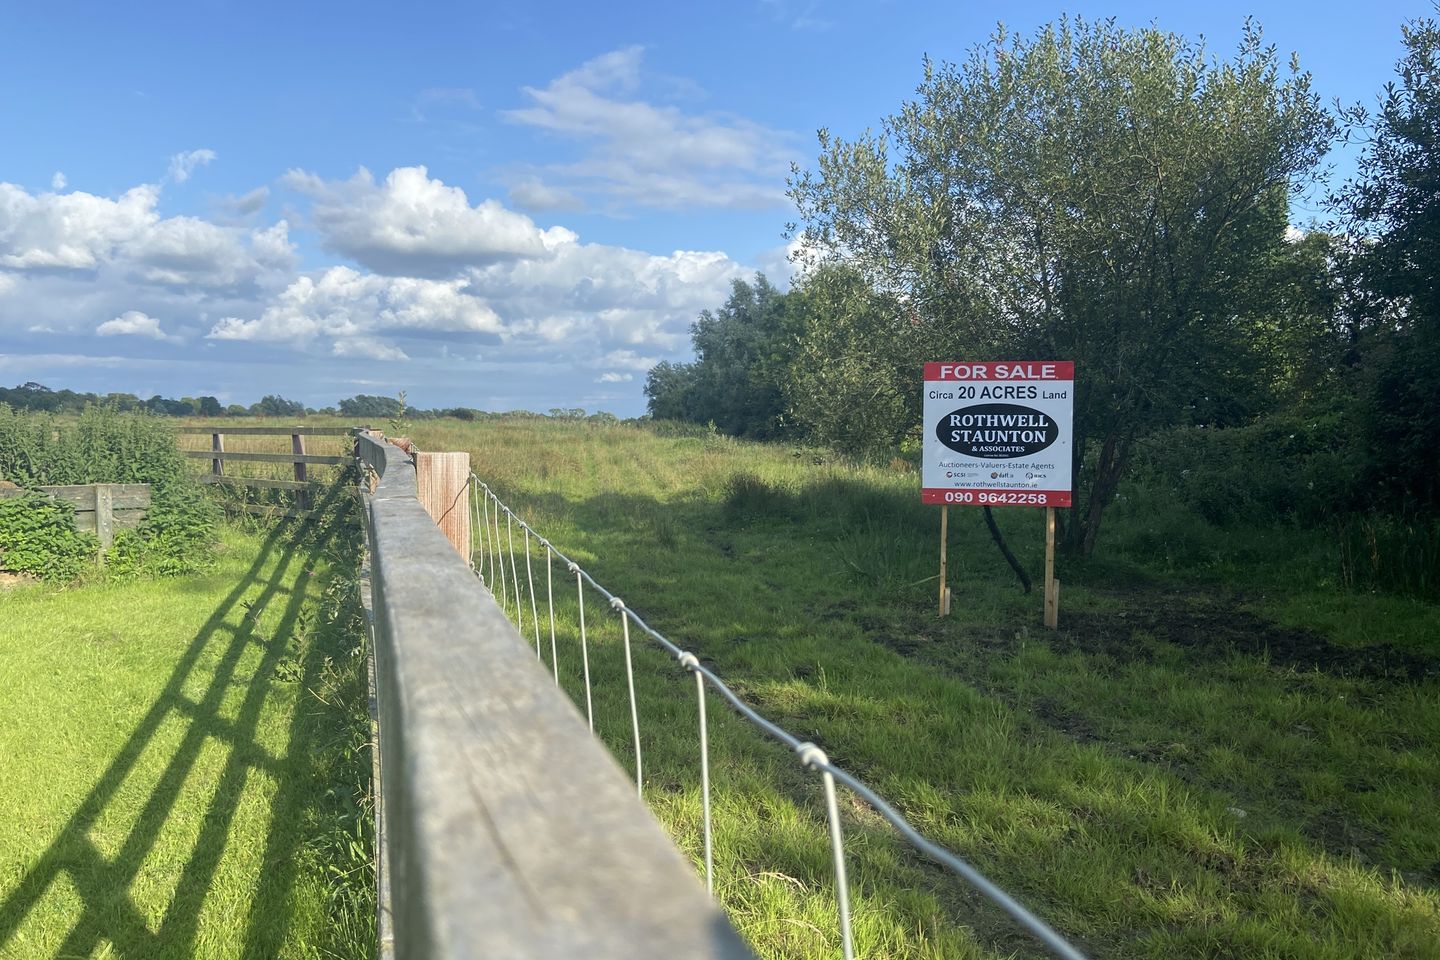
922 362 1074 507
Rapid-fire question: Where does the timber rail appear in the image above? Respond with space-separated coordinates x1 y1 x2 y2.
354 431 751 959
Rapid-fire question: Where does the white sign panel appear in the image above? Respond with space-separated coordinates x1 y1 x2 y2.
922 361 1074 508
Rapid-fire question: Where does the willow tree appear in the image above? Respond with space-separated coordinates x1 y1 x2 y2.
788 18 1334 553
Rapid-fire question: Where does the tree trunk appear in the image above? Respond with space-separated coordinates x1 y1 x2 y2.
1080 431 1131 556
983 506 1032 593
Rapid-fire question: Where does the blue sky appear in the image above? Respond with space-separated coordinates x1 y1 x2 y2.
0 0 1424 415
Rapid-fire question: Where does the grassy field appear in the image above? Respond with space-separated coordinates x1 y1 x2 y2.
0 510 373 960
405 416 1439 960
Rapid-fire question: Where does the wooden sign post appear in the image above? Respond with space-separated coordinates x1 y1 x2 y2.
1043 506 1059 629
938 505 952 616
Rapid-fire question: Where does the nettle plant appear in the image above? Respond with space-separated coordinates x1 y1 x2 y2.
0 404 219 581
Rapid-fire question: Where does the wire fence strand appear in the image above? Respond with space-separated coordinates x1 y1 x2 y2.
469 474 1090 960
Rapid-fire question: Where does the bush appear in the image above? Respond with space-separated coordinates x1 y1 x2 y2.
1130 412 1364 526
0 404 217 579
0 492 97 581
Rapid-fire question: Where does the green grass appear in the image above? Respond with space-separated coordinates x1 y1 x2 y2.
413 416 1440 960
0 513 374 960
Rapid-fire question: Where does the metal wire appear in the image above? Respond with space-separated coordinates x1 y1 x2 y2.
574 565 595 732
612 598 644 799
546 546 559 684
470 475 1090 960
525 529 542 660
506 512 522 634
680 655 715 897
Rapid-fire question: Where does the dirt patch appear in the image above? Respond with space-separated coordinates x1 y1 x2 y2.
0 571 36 590
1064 596 1438 683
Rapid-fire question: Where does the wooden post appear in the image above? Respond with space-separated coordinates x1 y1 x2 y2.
938 505 951 616
292 433 309 510
211 432 224 477
416 451 472 559
1044 506 1059 629
95 483 114 555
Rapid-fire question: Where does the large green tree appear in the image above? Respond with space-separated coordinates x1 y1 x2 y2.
644 274 801 438
788 18 1334 553
1333 17 1440 512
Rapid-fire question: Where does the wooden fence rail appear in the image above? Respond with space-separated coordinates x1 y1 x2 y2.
178 425 358 517
355 432 752 960
0 483 150 551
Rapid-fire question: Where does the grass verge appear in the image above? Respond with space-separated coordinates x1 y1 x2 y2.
0 509 374 960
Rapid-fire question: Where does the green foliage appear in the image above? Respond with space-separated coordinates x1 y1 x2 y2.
337 393 403 419
0 491 97 581
1131 413 1365 526
788 17 1336 553
645 274 801 439
1332 17 1440 515
0 405 217 580
108 482 222 578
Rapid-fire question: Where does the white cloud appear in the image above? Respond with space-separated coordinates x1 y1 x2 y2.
332 337 410 361
0 182 160 269
597 371 633 383
505 47 796 210
50 172 66 191
207 266 502 351
284 165 574 276
167 148 217 184
96 310 179 342
0 180 291 292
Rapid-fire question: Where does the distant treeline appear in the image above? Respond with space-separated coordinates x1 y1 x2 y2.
0 383 622 425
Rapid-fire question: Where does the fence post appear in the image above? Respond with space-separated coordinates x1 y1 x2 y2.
415 452 471 559
292 432 309 509
211 432 224 477
94 484 114 555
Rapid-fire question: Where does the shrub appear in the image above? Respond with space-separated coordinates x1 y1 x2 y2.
0 404 217 579
0 492 97 581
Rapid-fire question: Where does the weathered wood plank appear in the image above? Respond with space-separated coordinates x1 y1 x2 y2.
201 474 319 492
415 451 470 560
184 450 350 465
95 484 114 551
177 425 357 436
39 484 152 509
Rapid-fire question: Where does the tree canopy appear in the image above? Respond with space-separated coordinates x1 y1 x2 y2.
787 17 1335 551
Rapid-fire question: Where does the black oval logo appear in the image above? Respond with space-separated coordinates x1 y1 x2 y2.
935 403 1058 459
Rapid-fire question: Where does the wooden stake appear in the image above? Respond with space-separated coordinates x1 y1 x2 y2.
938 505 951 616
1044 506 1059 629
416 451 472 559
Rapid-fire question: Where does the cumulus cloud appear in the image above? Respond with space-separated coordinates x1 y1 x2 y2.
51 172 66 191
505 47 796 210
284 165 575 276
207 266 503 351
97 310 179 342
0 182 160 269
168 148 217 184
6 163 769 413
0 180 293 294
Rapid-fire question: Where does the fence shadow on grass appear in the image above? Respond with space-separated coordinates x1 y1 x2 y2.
0 479 355 960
